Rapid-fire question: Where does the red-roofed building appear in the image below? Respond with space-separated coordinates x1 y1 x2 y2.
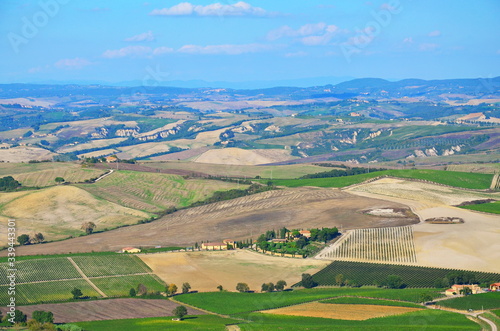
490 283 500 291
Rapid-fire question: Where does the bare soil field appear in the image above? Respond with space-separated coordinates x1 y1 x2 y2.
140 250 329 293
347 178 500 272
0 185 150 245
261 302 422 320
0 298 204 323
0 146 55 162
193 147 297 165
6 187 418 255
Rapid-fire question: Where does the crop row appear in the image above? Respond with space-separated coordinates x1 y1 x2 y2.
317 226 417 263
306 261 500 288
71 255 152 277
0 258 81 285
0 280 100 305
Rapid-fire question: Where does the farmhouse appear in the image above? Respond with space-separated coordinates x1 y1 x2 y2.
223 239 236 246
271 238 287 243
299 230 311 238
490 283 500 291
201 242 227 250
445 284 481 296
105 155 118 163
121 247 141 253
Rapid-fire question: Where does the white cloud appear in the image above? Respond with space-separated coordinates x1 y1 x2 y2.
54 58 91 69
102 46 152 58
403 37 413 44
125 31 155 42
284 51 308 57
153 46 175 55
428 30 441 37
268 23 339 46
178 43 273 55
150 1 268 17
419 43 439 51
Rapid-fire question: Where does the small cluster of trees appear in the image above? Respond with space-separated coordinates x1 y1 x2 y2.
261 280 287 292
81 221 97 235
256 227 339 257
0 176 21 191
0 309 57 331
16 233 45 246
433 271 486 289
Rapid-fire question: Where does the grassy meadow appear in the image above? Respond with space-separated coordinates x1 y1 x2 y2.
268 169 493 190
460 200 500 214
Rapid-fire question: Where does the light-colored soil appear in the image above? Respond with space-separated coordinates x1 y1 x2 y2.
140 250 329 293
0 298 204 323
5 187 418 255
261 302 422 320
0 146 55 162
0 185 150 245
193 147 296 165
57 138 127 154
347 178 500 272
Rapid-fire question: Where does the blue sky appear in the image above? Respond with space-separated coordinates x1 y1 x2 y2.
1 0 499 86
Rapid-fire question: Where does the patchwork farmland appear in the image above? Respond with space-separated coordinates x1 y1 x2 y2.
0 254 164 305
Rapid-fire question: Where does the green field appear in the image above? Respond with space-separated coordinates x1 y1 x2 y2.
300 261 500 288
0 258 81 284
320 297 423 308
492 309 500 317
0 254 164 305
71 255 152 277
91 274 166 297
268 169 493 190
0 280 101 305
438 292 500 310
460 201 500 214
76 315 241 331
0 162 106 187
237 310 480 330
174 288 443 315
145 161 328 179
77 170 242 213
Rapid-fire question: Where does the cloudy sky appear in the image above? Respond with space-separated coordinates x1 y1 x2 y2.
1 0 499 85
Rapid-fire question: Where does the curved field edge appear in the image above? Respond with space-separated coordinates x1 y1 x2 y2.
173 288 444 315
438 292 500 310
320 297 423 308
267 169 493 190
459 201 500 214
235 310 480 330
298 261 500 289
75 315 242 331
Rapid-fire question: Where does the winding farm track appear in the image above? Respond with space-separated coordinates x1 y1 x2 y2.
478 315 498 331
67 257 107 297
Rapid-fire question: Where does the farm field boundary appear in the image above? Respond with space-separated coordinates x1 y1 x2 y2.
295 261 500 288
0 254 164 305
316 226 417 264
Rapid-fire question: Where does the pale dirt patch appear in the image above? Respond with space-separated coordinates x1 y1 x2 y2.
0 185 150 245
57 138 127 154
261 302 422 320
139 250 329 293
0 146 55 162
194 147 295 165
347 178 500 273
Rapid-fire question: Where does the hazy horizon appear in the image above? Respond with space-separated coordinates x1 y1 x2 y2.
1 0 499 86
